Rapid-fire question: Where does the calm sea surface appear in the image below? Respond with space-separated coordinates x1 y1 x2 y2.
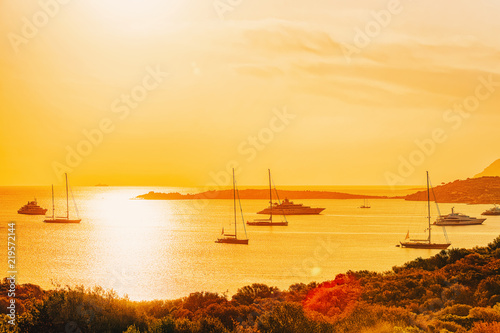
1 186 499 301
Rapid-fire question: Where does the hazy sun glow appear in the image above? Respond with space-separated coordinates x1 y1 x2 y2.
84 0 183 25
1 0 499 186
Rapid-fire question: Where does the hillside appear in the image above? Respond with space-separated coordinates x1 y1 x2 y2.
405 176 500 204
475 159 500 178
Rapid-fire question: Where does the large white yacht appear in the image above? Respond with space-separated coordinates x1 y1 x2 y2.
434 207 486 226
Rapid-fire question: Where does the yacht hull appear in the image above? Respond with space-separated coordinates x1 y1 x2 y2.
44 218 81 224
482 212 500 216
400 242 450 249
18 210 47 215
215 238 248 244
434 219 485 226
246 221 288 226
257 208 324 215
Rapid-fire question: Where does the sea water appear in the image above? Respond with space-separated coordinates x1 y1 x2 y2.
1 186 498 301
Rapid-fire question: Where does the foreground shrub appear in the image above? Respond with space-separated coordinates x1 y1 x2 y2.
471 321 500 333
257 302 332 333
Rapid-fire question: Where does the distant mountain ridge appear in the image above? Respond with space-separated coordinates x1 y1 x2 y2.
475 159 500 178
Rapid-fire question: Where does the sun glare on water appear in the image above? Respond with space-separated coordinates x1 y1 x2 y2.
84 189 185 297
89 190 178 228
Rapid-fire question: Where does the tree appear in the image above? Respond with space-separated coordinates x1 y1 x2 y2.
303 274 361 319
258 302 329 333
232 284 280 306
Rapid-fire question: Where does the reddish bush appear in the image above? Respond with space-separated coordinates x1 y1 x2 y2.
302 274 361 319
471 321 500 333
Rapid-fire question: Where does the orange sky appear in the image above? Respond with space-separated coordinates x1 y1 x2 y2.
1 0 499 186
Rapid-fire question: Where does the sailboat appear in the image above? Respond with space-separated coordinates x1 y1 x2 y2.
247 169 288 226
359 198 371 209
215 169 249 244
44 173 81 223
399 171 450 249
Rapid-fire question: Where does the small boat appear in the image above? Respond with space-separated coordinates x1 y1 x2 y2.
216 169 248 244
247 169 288 226
482 205 500 216
257 198 324 215
434 207 486 226
359 199 371 209
44 173 81 224
400 172 451 249
18 199 47 215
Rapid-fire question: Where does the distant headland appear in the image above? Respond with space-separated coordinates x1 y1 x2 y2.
135 189 387 200
475 158 500 178
405 176 500 204
134 176 500 205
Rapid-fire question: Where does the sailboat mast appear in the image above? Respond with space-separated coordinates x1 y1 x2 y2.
268 169 272 221
65 173 69 219
427 171 431 243
233 168 237 237
51 184 55 219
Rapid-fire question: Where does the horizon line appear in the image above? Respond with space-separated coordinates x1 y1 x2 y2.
0 184 427 188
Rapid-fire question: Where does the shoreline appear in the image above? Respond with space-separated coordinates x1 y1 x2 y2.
133 176 500 205
134 189 397 201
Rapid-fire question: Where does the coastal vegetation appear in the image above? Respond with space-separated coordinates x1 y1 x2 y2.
2 237 500 332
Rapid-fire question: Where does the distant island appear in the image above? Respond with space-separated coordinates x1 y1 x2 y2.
134 189 389 200
134 177 500 205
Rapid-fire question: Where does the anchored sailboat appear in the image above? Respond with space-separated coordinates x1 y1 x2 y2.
247 169 288 226
216 169 249 244
44 173 81 224
359 198 371 209
399 171 450 249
